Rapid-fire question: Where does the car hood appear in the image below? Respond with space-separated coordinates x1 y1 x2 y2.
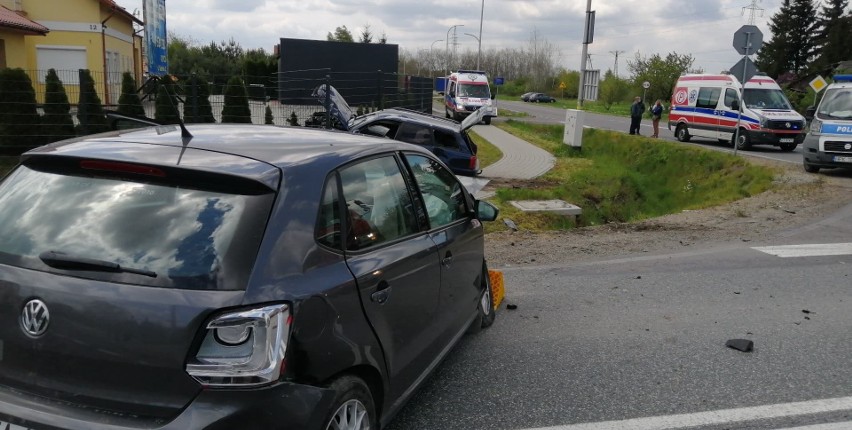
312 84 355 131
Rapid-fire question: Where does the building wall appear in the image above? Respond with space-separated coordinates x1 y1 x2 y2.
0 31 28 68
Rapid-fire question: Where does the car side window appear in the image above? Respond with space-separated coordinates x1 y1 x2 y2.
403 154 468 228
434 129 460 150
396 123 433 146
316 174 343 250
696 87 721 109
339 156 418 250
723 88 739 108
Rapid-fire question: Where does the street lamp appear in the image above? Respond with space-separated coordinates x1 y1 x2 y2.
464 33 481 70
430 39 443 78
446 24 464 73
477 0 484 71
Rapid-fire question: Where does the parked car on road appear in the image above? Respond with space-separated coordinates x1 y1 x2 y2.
802 74 852 173
529 93 556 103
520 92 535 102
0 123 499 430
314 84 485 177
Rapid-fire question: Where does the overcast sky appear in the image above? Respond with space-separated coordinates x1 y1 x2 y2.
113 0 787 76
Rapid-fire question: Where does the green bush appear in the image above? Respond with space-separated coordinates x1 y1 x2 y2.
117 72 145 118
265 105 274 125
43 69 76 144
221 76 252 123
76 69 109 135
0 68 43 154
182 75 215 123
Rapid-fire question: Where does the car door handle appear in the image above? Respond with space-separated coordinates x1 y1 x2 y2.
371 281 391 304
441 252 453 267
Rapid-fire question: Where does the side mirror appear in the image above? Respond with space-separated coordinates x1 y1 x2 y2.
475 200 499 222
805 106 816 120
730 100 740 112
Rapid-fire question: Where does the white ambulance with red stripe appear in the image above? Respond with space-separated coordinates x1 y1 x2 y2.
444 70 497 125
668 73 805 151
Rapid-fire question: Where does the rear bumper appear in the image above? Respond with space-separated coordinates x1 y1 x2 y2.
0 381 335 430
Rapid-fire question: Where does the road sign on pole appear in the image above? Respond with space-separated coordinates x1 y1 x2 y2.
732 25 763 56
729 57 759 84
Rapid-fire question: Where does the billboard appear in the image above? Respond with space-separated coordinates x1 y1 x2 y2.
143 0 168 76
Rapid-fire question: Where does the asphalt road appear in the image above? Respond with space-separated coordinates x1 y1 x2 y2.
386 202 852 430
495 99 805 166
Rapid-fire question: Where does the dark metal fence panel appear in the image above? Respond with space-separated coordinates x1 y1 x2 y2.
1 68 436 155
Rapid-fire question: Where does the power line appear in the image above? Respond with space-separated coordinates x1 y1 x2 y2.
742 0 764 25
609 50 625 77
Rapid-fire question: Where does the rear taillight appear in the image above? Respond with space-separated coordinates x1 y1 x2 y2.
80 160 166 177
469 155 479 171
186 303 291 387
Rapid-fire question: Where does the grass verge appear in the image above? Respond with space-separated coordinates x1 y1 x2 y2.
484 120 777 232
469 131 502 169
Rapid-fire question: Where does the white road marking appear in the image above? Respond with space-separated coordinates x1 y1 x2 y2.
753 243 852 258
514 396 852 430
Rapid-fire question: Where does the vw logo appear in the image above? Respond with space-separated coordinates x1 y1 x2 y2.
21 299 49 337
845 144 852 150
785 122 791 129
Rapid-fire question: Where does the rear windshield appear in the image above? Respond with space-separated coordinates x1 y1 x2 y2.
0 166 274 290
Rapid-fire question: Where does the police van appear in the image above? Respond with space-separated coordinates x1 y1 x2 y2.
802 74 852 173
668 73 805 151
444 70 497 125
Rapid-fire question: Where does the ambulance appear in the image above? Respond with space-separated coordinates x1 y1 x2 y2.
443 70 497 125
668 73 805 151
802 74 852 173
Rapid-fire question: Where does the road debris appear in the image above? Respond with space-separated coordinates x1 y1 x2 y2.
726 339 754 352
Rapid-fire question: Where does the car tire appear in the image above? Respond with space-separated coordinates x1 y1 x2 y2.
735 129 751 150
323 376 376 430
675 124 691 142
445 107 452 119
468 263 496 333
803 159 820 173
484 116 492 125
779 142 797 152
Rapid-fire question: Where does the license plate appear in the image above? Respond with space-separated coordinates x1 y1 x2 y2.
833 156 852 163
780 138 794 143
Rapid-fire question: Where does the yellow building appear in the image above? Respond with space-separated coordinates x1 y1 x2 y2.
0 0 143 104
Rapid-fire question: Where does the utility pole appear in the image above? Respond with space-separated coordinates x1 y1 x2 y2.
577 0 594 108
742 0 764 25
609 50 625 78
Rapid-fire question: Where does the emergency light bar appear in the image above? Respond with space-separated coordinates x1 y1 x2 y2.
833 74 852 83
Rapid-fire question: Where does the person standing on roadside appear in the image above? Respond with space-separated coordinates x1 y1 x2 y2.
629 96 645 135
650 99 663 138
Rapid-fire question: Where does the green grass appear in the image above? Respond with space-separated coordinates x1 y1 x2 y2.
496 94 666 120
469 131 502 169
484 120 777 232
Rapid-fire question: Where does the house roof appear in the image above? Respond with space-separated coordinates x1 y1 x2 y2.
99 0 144 26
0 5 49 35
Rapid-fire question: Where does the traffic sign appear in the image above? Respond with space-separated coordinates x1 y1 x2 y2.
733 25 763 56
494 77 504 86
729 57 759 84
642 81 650 89
809 75 828 93
559 81 567 90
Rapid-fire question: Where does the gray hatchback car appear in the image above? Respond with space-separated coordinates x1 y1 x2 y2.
0 123 498 429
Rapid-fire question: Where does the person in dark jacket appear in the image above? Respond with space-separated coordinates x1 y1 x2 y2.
650 99 664 138
629 96 646 135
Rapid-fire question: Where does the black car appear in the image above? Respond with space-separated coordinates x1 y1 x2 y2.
314 85 484 177
0 123 499 429
529 93 556 103
520 92 535 102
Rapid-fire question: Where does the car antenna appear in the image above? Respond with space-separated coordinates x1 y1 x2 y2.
160 76 193 143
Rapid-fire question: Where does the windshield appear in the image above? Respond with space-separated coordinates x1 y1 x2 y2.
816 87 852 119
458 83 491 99
0 166 273 290
742 88 792 110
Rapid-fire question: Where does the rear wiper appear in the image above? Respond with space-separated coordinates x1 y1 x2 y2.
39 251 157 278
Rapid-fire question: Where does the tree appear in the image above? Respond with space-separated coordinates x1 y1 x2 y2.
221 76 252 123
154 78 181 125
43 69 75 143
327 26 354 42
359 24 373 43
288 111 299 126
77 69 109 135
117 72 146 117
554 69 580 99
756 0 818 78
182 74 215 123
264 105 274 125
627 52 699 104
0 68 42 153
814 0 852 70
598 70 629 111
